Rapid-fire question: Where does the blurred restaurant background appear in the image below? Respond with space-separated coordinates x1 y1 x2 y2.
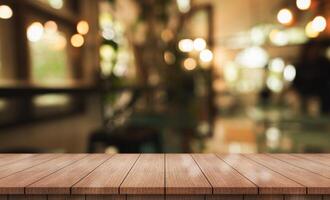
0 0 329 153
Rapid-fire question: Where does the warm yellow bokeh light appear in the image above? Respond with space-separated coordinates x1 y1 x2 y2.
305 21 319 38
27 22 44 42
200 49 213 63
277 8 293 25
311 16 327 32
183 58 197 71
178 39 193 52
44 20 58 33
296 0 311 10
71 34 84 47
0 5 13 19
164 51 175 65
77 20 89 35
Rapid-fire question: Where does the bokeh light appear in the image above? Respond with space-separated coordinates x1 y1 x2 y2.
305 21 320 38
178 39 194 52
77 20 89 35
44 21 58 33
193 38 206 51
269 58 285 73
183 58 197 71
277 8 293 25
283 64 296 82
27 22 44 42
71 34 84 47
199 49 213 63
311 16 327 32
296 0 311 10
0 5 13 19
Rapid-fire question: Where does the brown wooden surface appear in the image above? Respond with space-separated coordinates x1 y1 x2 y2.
0 154 329 197
245 154 330 194
26 154 111 194
165 154 212 195
73 154 139 195
217 154 305 194
120 154 164 195
192 154 257 194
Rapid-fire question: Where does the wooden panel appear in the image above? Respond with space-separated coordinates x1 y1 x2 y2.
0 155 34 167
270 154 330 179
47 195 85 200
73 154 139 194
120 154 164 195
86 195 126 200
166 195 204 200
0 154 56 179
0 154 86 194
166 154 212 195
26 154 111 195
244 195 283 200
324 196 330 200
217 154 304 194
245 154 330 194
0 196 7 200
206 195 243 200
8 195 46 200
284 195 322 200
192 154 257 194
127 195 164 200
295 154 330 167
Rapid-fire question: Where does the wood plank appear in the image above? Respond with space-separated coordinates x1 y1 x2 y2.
0 154 86 194
245 154 330 194
8 195 46 200
73 154 139 195
120 154 164 195
0 155 57 179
285 195 322 200
166 195 204 200
127 195 164 200
0 155 34 167
206 195 243 200
166 154 212 195
26 154 111 195
295 154 330 167
192 154 257 194
244 195 283 200
86 195 126 200
217 154 304 194
47 195 85 200
269 154 330 178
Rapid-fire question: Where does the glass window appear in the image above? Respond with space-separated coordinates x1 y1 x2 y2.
27 20 72 85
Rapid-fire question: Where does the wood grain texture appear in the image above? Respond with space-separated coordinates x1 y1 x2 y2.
284 195 322 200
245 154 330 194
270 154 330 179
47 195 84 200
244 195 283 200
127 195 164 200
0 155 34 167
120 154 164 195
294 154 330 168
192 154 257 194
86 195 126 200
0 154 86 194
166 154 212 195
166 195 204 200
217 154 305 195
206 195 243 200
73 154 139 195
8 195 46 200
26 154 111 195
0 154 57 179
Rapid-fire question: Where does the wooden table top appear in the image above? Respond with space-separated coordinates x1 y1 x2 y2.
0 154 330 196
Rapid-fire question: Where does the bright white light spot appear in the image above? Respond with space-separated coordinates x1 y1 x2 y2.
0 5 13 19
199 49 213 63
77 20 89 35
193 38 206 51
269 29 289 46
183 58 197 71
178 39 194 52
48 0 63 9
296 0 311 10
267 76 284 93
305 21 319 38
284 64 296 82
27 22 44 42
70 34 84 47
176 0 191 13
269 58 285 73
235 46 269 68
311 16 327 32
266 127 281 149
277 8 293 25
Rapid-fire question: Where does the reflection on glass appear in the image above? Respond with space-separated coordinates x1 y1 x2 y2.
33 94 70 107
27 21 69 85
